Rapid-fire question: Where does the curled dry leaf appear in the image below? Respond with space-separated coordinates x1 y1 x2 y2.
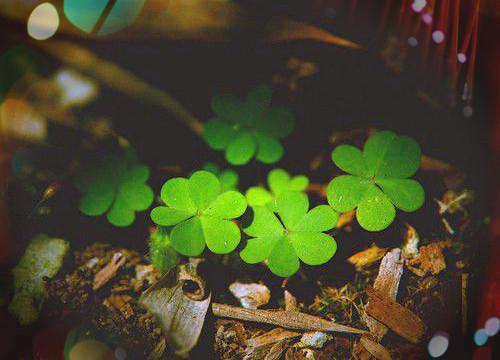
140 258 211 357
348 244 388 271
402 224 419 259
406 240 452 277
336 209 356 230
229 281 271 310
245 327 301 360
284 290 299 312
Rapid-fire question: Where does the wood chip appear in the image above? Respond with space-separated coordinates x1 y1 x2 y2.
212 303 366 335
359 336 392 360
348 244 388 270
93 252 126 290
229 282 271 309
103 294 134 319
366 287 426 344
364 249 404 341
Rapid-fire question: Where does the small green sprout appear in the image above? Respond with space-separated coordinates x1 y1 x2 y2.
150 170 247 256
246 168 309 212
9 234 69 325
148 227 178 273
203 85 295 165
202 162 239 191
241 191 338 277
327 130 424 231
75 156 154 227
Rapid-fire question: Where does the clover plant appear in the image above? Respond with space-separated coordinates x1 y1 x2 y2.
203 85 295 165
148 227 178 273
246 168 309 212
327 130 424 231
150 170 247 256
75 155 154 227
202 162 239 192
241 191 338 277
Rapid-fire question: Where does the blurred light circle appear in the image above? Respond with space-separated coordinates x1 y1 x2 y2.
474 329 488 346
428 332 449 358
27 3 59 40
463 105 473 118
432 31 445 44
485 317 500 337
412 0 427 13
408 37 418 47
422 13 433 24
114 347 127 360
457 53 467 63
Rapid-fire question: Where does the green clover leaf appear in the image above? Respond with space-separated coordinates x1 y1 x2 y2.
150 170 247 256
149 227 178 274
75 156 154 227
246 168 309 212
203 85 295 165
241 192 338 277
327 131 424 231
202 162 239 192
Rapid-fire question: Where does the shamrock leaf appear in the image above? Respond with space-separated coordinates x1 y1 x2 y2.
246 168 309 212
150 170 247 256
203 85 295 165
75 155 154 227
202 162 239 192
327 131 424 231
241 192 338 277
149 227 178 273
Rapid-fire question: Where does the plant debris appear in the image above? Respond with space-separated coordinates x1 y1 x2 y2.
348 244 388 271
229 281 271 309
406 240 452 277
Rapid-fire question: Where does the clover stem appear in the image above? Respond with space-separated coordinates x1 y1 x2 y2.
34 40 205 137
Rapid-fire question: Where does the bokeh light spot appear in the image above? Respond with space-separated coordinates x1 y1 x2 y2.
485 317 500 337
428 332 449 358
474 329 488 346
463 105 473 118
432 31 445 44
27 3 59 40
408 37 418 47
457 53 467 63
412 0 427 13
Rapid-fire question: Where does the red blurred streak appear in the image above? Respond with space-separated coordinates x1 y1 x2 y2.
422 0 436 67
450 0 460 93
396 0 407 28
434 0 450 80
464 4 480 101
379 0 393 33
460 0 481 57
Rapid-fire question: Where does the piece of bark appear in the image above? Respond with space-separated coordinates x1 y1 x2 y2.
284 290 298 312
359 336 392 360
364 249 404 341
229 282 271 309
365 287 426 344
140 259 211 356
212 303 366 335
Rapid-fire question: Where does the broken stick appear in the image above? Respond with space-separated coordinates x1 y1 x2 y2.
212 303 366 335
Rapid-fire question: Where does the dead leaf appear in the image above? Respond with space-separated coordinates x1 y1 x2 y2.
103 294 134 319
359 336 392 360
348 244 388 270
284 290 299 312
402 224 420 259
336 209 356 230
245 328 301 360
229 281 271 309
406 240 452 277
140 259 211 357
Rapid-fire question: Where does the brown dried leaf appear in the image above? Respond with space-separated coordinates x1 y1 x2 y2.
359 336 392 360
284 290 299 312
406 240 452 277
348 244 388 270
